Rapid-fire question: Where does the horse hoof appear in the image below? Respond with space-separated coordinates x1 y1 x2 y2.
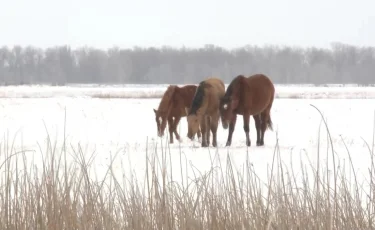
246 141 251 147
225 142 231 147
201 143 209 147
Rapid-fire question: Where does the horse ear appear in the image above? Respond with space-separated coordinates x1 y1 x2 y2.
185 107 190 115
153 108 157 114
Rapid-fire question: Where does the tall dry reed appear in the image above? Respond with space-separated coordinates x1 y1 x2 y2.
0 106 374 230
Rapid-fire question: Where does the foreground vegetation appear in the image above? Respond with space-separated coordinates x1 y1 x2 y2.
0 119 374 230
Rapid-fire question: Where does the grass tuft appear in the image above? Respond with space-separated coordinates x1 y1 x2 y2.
0 108 374 229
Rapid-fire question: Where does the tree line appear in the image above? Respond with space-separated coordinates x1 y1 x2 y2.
0 42 374 86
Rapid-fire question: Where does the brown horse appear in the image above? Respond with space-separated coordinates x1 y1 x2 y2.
220 74 275 147
153 85 202 144
185 77 225 147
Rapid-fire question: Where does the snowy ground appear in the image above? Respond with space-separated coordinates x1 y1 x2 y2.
1 85 374 197
1 84 375 99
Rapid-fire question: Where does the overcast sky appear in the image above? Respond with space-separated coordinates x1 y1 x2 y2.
1 0 374 49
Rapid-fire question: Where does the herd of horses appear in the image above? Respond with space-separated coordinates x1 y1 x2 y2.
153 73 275 147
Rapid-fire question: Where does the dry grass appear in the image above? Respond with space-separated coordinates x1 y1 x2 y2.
0 108 374 230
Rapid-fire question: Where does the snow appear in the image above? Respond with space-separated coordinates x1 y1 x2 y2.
1 84 375 99
0 85 374 202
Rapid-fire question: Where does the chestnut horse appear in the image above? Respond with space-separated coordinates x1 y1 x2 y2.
185 77 225 147
220 74 275 147
153 85 202 144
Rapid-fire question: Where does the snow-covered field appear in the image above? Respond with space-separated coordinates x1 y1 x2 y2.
0 85 375 196
1 83 375 99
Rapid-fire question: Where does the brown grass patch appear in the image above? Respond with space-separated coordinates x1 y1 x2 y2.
0 106 374 229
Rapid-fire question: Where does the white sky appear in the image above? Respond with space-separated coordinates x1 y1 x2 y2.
1 0 374 49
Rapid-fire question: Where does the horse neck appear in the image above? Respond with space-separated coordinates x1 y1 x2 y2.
195 95 209 117
158 94 174 118
232 79 245 101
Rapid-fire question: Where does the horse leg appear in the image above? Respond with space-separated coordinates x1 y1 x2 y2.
243 113 251 147
197 125 202 141
225 114 237 147
206 116 211 146
260 98 274 146
253 114 262 146
210 114 220 147
200 115 209 147
173 116 181 141
168 117 174 144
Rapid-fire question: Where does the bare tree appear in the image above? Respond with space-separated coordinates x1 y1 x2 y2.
0 43 374 86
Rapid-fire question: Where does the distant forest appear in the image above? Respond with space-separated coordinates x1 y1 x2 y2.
0 42 374 86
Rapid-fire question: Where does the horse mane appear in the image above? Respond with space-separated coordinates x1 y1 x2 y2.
189 81 206 115
157 85 177 113
223 75 244 99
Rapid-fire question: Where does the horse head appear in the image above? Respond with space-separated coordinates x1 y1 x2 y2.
153 108 168 137
185 107 200 140
185 81 207 140
220 76 242 129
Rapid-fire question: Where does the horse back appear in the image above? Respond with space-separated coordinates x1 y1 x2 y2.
245 74 275 96
175 85 198 107
242 74 275 114
204 77 225 97
171 84 198 117
202 77 225 114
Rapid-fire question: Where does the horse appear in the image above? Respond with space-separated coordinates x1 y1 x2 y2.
219 74 275 147
185 77 225 147
153 84 202 144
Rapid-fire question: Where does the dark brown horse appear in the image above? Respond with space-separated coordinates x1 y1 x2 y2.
153 85 201 144
220 74 275 147
185 77 225 147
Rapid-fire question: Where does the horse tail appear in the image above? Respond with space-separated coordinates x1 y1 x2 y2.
267 116 273 131
266 93 274 131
